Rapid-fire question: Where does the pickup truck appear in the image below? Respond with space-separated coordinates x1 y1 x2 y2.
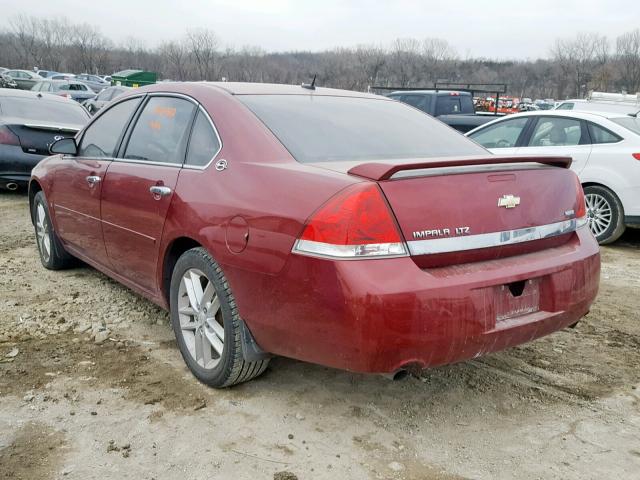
386 90 497 133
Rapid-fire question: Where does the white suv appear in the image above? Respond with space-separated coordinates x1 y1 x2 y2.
466 110 640 244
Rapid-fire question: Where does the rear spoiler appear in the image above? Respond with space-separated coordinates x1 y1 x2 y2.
347 156 572 181
23 123 81 133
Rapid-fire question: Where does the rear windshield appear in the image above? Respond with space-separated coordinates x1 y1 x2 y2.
0 96 89 124
610 116 640 136
239 95 485 163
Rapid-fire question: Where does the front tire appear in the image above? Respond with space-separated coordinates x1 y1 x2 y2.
170 247 269 388
584 185 625 245
32 191 75 269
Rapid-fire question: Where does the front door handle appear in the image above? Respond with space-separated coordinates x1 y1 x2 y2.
150 185 172 198
86 175 101 186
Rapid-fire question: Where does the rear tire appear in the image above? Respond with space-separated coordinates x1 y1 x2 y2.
584 185 625 245
32 191 75 270
170 247 269 388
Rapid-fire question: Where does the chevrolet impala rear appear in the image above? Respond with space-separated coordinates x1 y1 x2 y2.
30 82 600 387
235 92 600 377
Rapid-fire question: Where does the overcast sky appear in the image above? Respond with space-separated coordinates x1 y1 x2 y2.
1 0 638 59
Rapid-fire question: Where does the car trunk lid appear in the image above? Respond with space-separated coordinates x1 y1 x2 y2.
311 155 583 268
7 122 80 156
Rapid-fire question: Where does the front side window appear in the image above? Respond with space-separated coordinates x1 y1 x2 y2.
401 94 430 112
529 117 582 147
468 117 529 148
239 95 485 163
78 97 141 158
185 110 221 167
124 97 195 164
587 122 622 144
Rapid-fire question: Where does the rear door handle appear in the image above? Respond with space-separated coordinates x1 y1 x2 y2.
86 175 101 186
150 185 172 198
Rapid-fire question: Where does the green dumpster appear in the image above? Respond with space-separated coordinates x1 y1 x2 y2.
111 70 157 88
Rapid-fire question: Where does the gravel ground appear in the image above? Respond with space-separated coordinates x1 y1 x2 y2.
1 191 639 480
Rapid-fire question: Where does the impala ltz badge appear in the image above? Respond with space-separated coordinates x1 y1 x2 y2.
498 194 521 209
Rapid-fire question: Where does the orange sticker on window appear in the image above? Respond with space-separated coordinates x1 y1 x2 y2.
154 106 176 118
149 120 162 130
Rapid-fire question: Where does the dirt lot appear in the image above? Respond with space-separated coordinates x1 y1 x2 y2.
1 191 639 480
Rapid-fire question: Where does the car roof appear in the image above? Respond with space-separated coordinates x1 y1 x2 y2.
0 88 78 103
192 81 382 99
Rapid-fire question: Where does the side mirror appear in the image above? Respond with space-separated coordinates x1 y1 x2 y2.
50 137 77 155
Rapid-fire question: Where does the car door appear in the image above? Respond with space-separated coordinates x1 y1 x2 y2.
518 116 593 173
52 96 143 266
100 95 196 293
466 116 531 156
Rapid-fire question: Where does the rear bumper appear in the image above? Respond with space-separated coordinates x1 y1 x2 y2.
0 145 44 188
238 227 600 374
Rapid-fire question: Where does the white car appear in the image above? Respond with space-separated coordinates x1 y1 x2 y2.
466 110 640 244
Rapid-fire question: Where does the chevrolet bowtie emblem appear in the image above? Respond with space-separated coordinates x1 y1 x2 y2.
498 194 521 209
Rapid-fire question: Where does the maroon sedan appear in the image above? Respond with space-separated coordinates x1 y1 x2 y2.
29 82 600 387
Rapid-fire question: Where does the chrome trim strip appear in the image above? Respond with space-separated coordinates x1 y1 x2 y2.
407 218 584 255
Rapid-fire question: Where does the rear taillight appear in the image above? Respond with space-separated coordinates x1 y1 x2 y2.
574 174 588 229
632 153 640 160
0 125 20 146
293 183 408 259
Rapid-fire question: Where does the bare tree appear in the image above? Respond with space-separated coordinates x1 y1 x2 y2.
617 29 640 92
185 28 219 80
551 32 609 97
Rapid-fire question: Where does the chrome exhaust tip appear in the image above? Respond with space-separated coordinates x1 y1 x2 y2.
6 182 18 191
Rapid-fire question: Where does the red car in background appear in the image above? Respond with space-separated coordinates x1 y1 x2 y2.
29 82 600 387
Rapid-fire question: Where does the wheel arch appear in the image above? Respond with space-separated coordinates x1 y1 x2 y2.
28 179 43 225
160 236 203 306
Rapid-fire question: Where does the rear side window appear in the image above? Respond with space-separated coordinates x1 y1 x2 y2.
556 103 574 110
185 110 221 167
78 97 141 157
124 97 195 164
239 95 485 163
468 117 529 148
587 123 622 144
529 117 583 147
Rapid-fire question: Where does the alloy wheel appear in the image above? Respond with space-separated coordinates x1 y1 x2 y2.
35 203 51 263
177 268 224 369
585 193 612 238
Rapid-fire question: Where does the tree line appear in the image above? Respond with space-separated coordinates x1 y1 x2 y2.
1 14 640 100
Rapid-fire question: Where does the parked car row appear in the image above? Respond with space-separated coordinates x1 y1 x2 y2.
0 68 110 93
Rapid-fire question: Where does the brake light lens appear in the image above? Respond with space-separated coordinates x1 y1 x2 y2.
293 183 408 259
574 175 588 229
0 125 20 146
632 153 640 161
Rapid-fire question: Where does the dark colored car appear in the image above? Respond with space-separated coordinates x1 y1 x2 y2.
0 89 89 190
387 90 497 132
83 85 131 114
30 82 599 387
32 80 96 102
0 74 18 89
4 70 43 90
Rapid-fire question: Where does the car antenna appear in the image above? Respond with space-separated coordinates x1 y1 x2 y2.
301 75 316 90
